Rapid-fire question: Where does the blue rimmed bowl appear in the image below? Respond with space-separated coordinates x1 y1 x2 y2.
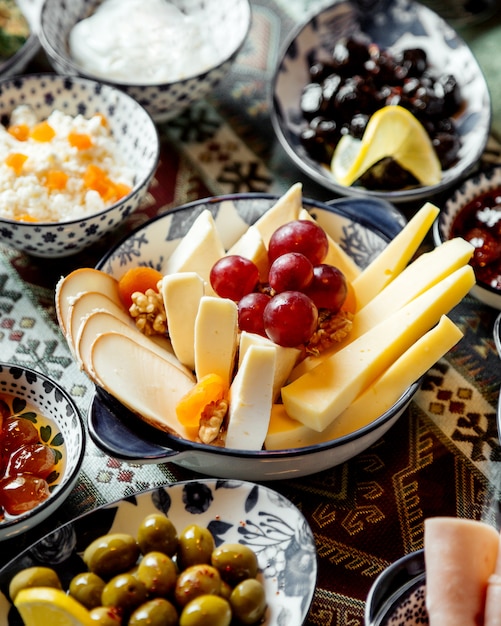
0 362 85 541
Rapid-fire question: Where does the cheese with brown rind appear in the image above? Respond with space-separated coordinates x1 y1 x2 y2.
265 315 462 449
352 202 440 308
281 265 475 432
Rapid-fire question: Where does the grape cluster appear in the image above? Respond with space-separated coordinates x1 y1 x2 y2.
210 220 348 348
299 34 462 189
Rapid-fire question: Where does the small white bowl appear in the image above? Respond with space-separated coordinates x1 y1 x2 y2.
271 0 491 203
0 479 317 626
433 166 501 310
39 0 252 122
0 73 159 258
0 362 85 541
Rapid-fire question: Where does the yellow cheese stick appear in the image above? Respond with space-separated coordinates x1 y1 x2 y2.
226 225 269 281
252 182 302 245
291 237 473 380
352 202 439 308
281 265 475 432
265 315 462 449
424 517 499 626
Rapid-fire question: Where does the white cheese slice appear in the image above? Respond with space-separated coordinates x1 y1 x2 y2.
352 201 440 308
89 332 195 439
298 208 361 283
226 344 276 450
282 265 475 432
194 296 238 388
238 331 300 401
265 315 463 449
226 225 269 281
163 210 225 293
161 272 205 370
253 182 303 245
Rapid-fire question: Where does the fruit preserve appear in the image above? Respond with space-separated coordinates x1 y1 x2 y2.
0 394 65 520
450 188 501 290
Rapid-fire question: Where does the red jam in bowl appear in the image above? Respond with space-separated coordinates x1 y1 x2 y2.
450 188 501 290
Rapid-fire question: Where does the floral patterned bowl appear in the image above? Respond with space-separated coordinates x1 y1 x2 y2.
39 0 252 122
0 73 159 258
0 362 85 541
85 192 419 481
0 479 317 625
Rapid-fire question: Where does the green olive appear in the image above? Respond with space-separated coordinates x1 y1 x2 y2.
211 543 258 585
179 594 232 626
219 579 232 601
178 524 215 568
101 573 147 613
230 578 267 625
129 598 178 626
137 513 178 556
136 551 177 596
83 533 140 578
69 571 106 610
88 605 122 624
9 566 62 601
175 563 222 608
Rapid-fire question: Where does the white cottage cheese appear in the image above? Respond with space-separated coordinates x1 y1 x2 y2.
0 105 135 223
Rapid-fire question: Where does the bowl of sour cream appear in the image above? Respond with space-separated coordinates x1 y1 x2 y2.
38 0 252 122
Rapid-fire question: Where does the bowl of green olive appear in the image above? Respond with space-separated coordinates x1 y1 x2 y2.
0 479 317 625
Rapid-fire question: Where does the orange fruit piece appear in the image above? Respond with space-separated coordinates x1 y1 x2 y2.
45 169 69 191
176 373 227 428
5 152 28 175
30 121 56 143
117 266 164 309
8 123 29 141
68 131 93 150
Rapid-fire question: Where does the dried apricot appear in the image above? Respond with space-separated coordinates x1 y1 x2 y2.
118 267 164 310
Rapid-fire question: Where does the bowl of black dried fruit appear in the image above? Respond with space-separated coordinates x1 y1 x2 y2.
433 165 501 310
271 0 491 204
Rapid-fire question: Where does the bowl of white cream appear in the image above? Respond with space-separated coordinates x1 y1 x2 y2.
38 0 252 122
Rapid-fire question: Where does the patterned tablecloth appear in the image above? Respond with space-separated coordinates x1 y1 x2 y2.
2 1 501 624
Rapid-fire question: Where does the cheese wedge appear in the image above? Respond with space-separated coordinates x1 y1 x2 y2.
194 296 238 388
226 344 276 450
238 331 300 401
252 182 302 245
89 332 195 439
55 268 121 336
265 315 462 449
226 225 269 281
163 210 225 292
298 208 361 283
161 272 205 370
281 265 475 432
76 309 192 379
424 517 499 626
352 202 440 308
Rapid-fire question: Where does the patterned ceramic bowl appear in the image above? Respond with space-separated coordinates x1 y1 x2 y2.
38 0 252 122
271 0 491 204
365 550 427 626
0 73 159 258
0 479 317 625
433 166 501 310
85 193 421 481
0 362 85 541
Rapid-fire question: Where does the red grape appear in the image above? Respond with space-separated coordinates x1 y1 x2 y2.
268 252 314 293
263 291 318 347
305 264 347 312
268 220 329 265
237 292 271 336
210 255 259 301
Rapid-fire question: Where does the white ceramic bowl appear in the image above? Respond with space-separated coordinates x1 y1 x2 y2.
38 0 252 122
0 479 317 626
433 166 501 310
86 193 420 481
365 550 426 626
0 73 159 258
0 362 85 541
271 0 491 204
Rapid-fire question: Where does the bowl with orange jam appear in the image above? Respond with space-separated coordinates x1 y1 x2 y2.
0 362 85 540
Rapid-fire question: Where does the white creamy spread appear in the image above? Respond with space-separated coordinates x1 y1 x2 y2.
68 0 225 84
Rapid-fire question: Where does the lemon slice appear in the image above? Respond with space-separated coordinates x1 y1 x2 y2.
331 105 442 187
14 587 94 626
